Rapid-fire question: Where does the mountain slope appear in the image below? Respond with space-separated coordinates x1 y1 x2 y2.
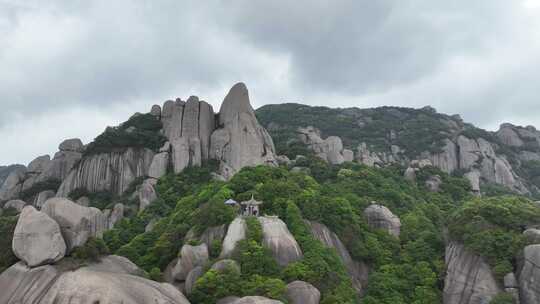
256 103 540 198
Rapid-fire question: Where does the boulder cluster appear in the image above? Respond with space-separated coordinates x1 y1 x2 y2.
2 197 186 304
297 126 353 165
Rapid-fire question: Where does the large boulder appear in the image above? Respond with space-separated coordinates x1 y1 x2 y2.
305 220 368 294
210 83 277 179
363 204 401 237
443 242 500 304
184 266 204 295
258 216 302 267
519 244 540 304
41 197 106 252
285 281 320 304
524 228 540 244
12 206 66 267
4 199 26 212
59 138 84 152
173 244 209 281
0 261 190 304
233 296 283 304
297 127 348 165
220 217 247 258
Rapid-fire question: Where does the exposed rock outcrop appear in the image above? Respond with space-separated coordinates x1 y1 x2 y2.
443 242 500 304
285 281 320 304
305 220 368 293
258 216 302 267
297 126 351 165
0 260 190 304
220 217 247 258
57 147 154 196
173 244 209 281
41 197 106 252
148 151 169 179
184 266 204 295
524 228 540 244
0 167 26 201
139 178 158 211
12 206 66 267
34 190 55 209
4 199 26 212
233 296 283 304
211 83 277 179
364 204 401 237
519 244 540 304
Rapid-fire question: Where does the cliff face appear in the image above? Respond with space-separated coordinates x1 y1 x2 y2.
1 83 276 203
257 103 540 196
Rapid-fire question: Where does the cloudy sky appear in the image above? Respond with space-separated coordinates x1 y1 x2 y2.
1 0 540 165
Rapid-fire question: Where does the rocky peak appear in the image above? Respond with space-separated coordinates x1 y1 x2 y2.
218 82 254 125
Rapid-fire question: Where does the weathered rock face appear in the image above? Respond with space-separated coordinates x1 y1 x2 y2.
184 266 204 295
12 206 66 267
258 216 302 267
220 217 247 258
285 281 320 304
443 242 500 304
211 83 277 179
35 190 55 209
364 204 401 237
85 255 144 276
217 296 241 304
173 244 209 281
428 139 459 173
297 127 351 165
404 167 416 183
161 96 215 168
233 296 283 304
519 244 540 304
4 199 26 212
0 167 26 201
106 203 124 229
465 170 481 193
59 138 84 153
139 178 158 211
186 225 227 249
0 261 190 304
41 197 106 252
524 228 540 244
148 151 169 179
305 220 368 293
57 147 154 196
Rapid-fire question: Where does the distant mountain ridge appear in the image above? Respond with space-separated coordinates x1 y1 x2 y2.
256 103 540 198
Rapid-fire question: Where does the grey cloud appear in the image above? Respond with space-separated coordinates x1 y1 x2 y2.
1 0 540 164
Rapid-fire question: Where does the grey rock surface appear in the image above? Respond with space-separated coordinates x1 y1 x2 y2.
364 204 401 237
0 260 190 304
148 151 169 178
57 147 154 196
258 216 302 267
184 266 204 295
519 244 540 304
41 197 106 252
139 178 158 211
233 296 283 304
12 206 66 267
443 242 500 304
211 83 277 179
173 244 209 281
285 280 320 304
4 199 26 212
220 217 247 258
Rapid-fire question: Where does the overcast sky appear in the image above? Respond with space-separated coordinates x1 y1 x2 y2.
1 0 540 165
